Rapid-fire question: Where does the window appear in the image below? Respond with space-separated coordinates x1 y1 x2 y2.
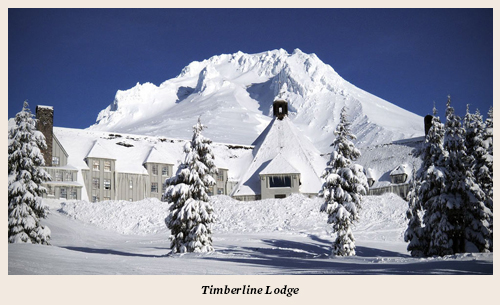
55 171 62 181
52 156 59 166
392 174 407 184
152 164 158 175
93 178 100 189
93 160 100 171
129 179 133 189
151 182 158 193
162 166 168 176
275 194 286 199
217 172 224 182
104 161 111 172
162 183 166 192
104 179 111 190
92 195 98 202
217 188 224 195
69 189 77 200
64 172 73 181
60 188 67 199
269 176 292 188
103 197 111 201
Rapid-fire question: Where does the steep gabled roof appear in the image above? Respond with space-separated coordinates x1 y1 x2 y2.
232 116 327 196
260 153 300 175
390 164 411 176
144 146 176 165
86 140 116 160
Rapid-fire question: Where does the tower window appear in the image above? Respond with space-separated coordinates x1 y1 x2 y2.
269 176 291 188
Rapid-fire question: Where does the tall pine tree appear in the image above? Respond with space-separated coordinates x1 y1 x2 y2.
404 166 426 257
483 107 493 251
407 106 447 257
464 106 493 251
428 97 491 254
164 117 217 253
319 106 368 256
8 101 51 244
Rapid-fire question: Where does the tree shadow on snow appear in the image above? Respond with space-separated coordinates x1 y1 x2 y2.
202 236 492 274
62 246 168 258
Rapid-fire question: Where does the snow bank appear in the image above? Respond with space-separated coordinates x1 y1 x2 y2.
57 198 170 235
54 193 409 240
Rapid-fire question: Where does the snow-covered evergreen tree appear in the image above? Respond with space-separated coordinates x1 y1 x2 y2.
406 106 446 257
427 97 491 255
164 117 217 253
464 106 493 251
483 107 493 250
404 166 426 257
319 106 368 256
8 101 51 244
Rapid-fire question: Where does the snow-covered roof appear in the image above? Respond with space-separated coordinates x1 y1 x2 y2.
365 168 376 180
260 153 300 175
86 140 116 160
232 116 327 196
36 105 53 110
53 127 252 180
143 146 176 165
390 164 411 176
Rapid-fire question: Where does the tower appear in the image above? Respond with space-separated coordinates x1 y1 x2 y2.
36 105 54 166
273 99 288 120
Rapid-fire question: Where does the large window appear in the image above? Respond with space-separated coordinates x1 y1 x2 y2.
217 172 224 182
162 166 168 176
55 171 62 181
151 182 158 193
152 164 158 175
64 172 73 181
52 156 59 166
269 176 292 188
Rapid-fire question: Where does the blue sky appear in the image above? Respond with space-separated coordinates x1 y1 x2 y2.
8 8 493 129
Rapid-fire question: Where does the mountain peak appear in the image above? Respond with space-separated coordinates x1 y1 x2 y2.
89 49 424 152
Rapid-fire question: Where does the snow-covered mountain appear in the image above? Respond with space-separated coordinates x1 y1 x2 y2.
89 49 424 152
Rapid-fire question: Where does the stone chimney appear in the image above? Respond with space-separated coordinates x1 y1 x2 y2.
36 105 54 166
424 115 433 136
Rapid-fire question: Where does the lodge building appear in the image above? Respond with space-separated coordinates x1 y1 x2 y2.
34 98 421 203
35 106 229 202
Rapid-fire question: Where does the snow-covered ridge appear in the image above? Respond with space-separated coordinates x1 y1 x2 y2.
89 49 425 152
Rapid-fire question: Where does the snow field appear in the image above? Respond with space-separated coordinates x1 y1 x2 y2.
10 193 493 275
